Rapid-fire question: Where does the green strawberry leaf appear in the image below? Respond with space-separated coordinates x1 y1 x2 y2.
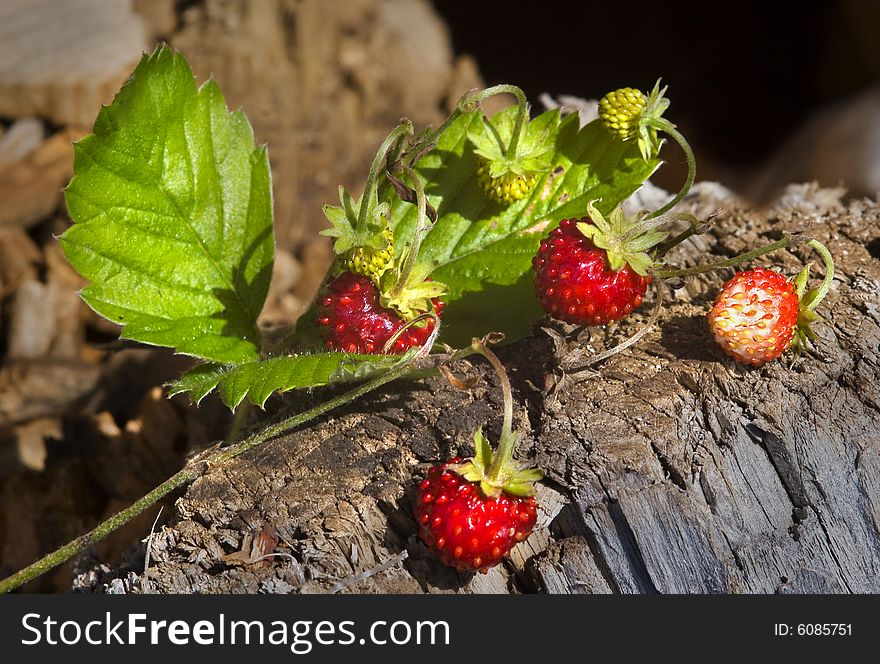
168 351 407 408
60 45 274 365
388 105 660 341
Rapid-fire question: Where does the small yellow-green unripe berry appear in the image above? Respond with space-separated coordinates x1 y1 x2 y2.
344 227 394 281
599 87 647 141
476 158 539 205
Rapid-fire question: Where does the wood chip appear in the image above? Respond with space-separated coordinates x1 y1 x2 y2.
0 117 44 169
0 0 147 126
0 226 41 294
0 359 102 428
8 280 55 359
0 129 79 228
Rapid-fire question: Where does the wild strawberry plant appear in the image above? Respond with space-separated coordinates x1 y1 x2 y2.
59 45 663 407
0 41 838 590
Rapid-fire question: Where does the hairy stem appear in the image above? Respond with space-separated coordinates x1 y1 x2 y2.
227 400 252 441
387 165 431 301
459 84 529 158
805 239 835 310
473 341 516 483
645 118 696 220
654 236 793 280
356 120 414 232
0 331 473 595
653 212 715 258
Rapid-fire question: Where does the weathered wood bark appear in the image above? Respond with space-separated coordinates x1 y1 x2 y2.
75 184 880 594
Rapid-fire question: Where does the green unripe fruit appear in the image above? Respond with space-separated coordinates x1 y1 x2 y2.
476 158 539 205
599 87 648 141
344 226 394 281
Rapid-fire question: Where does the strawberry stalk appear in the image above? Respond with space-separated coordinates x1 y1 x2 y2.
653 211 715 258
453 339 542 499
644 117 696 220
654 235 798 280
320 119 414 275
458 84 530 158
473 340 515 483
356 120 414 234
395 84 530 171
802 239 835 311
385 165 432 302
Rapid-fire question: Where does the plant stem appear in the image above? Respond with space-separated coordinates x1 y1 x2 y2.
473 341 515 483
387 166 430 301
356 120 414 232
0 333 473 595
227 400 252 441
653 212 714 258
458 84 528 158
654 236 793 280
806 239 835 311
0 464 200 595
645 118 696 220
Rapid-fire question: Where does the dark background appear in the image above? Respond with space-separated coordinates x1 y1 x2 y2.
433 0 880 174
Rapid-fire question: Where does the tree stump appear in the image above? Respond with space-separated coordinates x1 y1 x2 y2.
75 184 880 594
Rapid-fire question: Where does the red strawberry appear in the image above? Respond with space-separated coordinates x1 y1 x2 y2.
533 217 653 325
707 267 800 366
317 271 444 354
415 458 538 573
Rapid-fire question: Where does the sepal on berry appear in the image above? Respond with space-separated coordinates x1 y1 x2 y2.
577 200 667 276
790 238 835 356
379 257 447 320
636 80 671 161
321 185 391 255
791 266 823 353
451 428 542 499
468 106 559 204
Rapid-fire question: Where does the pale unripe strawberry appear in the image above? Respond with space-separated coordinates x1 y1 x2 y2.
343 226 394 281
707 268 800 366
475 157 538 205
599 87 648 141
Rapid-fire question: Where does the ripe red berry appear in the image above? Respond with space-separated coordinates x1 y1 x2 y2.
317 271 443 354
533 218 651 325
707 267 799 366
414 458 538 574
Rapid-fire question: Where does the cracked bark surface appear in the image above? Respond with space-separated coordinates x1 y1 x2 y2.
75 184 880 594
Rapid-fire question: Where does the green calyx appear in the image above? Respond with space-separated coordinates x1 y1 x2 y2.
578 200 668 276
467 102 558 204
452 428 543 498
789 239 835 354
321 185 392 257
379 255 446 321
791 266 822 353
599 80 671 161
